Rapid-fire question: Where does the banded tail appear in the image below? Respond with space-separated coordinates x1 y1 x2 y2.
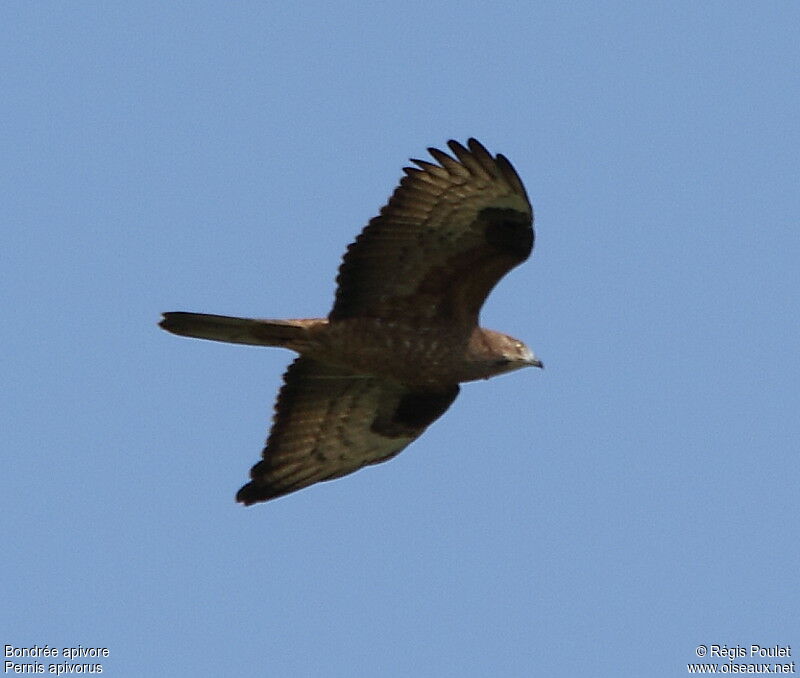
159 312 325 348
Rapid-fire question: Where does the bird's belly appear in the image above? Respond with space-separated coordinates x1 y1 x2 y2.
311 318 468 386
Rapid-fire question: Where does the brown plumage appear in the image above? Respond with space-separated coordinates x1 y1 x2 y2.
160 139 542 505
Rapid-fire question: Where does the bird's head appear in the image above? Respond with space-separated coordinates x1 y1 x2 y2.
466 328 543 381
491 332 543 373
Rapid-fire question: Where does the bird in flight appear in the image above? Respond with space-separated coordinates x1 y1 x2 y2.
160 138 542 505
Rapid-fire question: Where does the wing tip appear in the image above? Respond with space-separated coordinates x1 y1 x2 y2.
236 480 282 506
235 484 258 506
427 138 525 192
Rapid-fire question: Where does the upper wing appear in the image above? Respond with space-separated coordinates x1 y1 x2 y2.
236 357 459 504
329 138 533 326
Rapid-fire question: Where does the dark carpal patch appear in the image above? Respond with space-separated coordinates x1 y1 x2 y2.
481 207 534 260
373 385 460 437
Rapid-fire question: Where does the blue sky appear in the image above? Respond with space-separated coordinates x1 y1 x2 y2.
3 2 798 676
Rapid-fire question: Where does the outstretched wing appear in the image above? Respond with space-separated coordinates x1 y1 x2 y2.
330 138 533 327
236 357 459 504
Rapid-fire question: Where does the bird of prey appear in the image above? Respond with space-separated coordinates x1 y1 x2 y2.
160 138 542 505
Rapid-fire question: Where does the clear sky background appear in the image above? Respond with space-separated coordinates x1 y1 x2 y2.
3 3 798 676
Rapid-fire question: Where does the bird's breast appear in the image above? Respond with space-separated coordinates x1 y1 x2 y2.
309 318 471 386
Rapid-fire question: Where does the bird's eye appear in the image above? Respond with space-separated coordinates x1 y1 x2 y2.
495 358 511 367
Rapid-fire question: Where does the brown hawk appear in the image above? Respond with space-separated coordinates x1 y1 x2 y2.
160 139 542 504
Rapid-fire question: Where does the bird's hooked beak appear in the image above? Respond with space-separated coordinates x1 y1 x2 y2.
519 345 544 369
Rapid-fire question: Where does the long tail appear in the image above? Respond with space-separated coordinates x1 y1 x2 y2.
159 312 325 348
